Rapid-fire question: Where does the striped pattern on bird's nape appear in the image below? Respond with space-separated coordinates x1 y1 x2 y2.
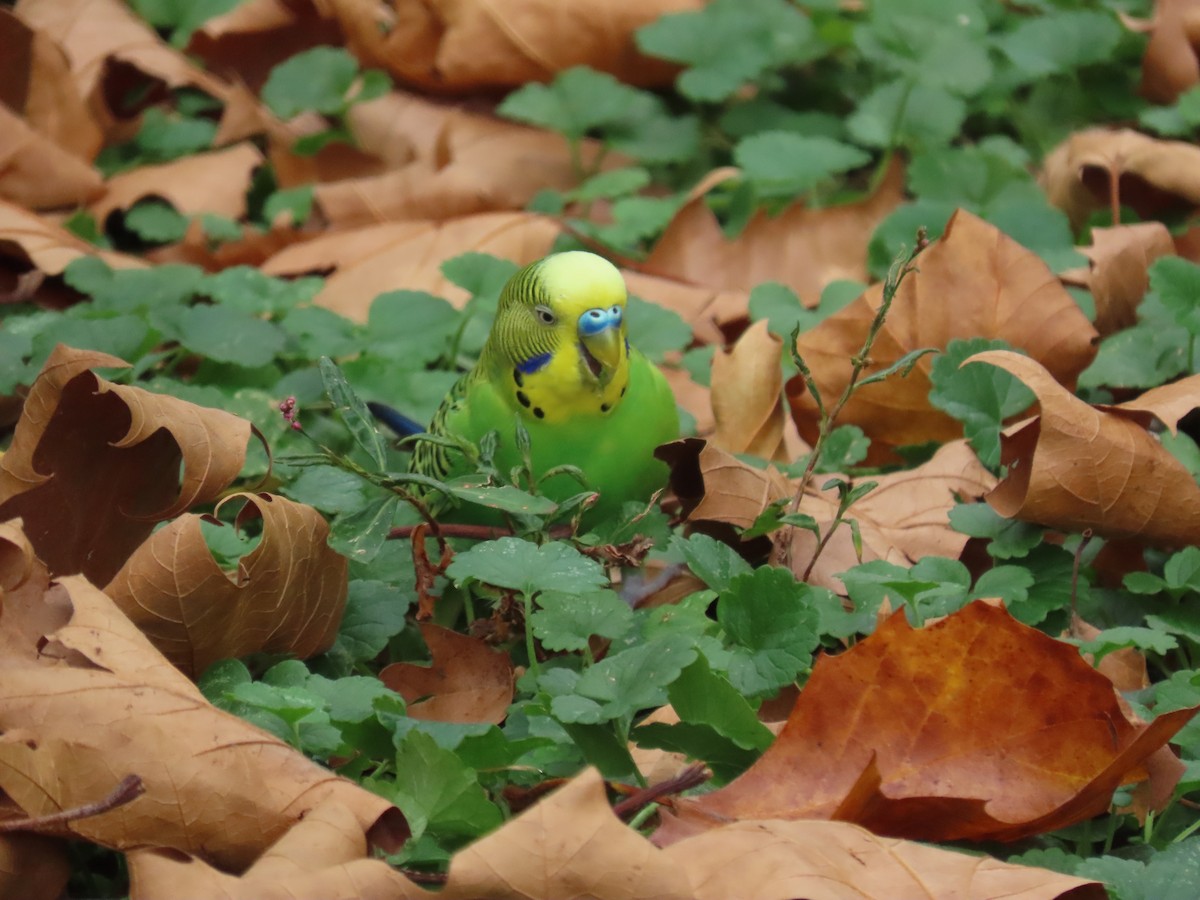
476 251 632 425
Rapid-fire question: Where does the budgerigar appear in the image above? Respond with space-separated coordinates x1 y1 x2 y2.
388 251 680 523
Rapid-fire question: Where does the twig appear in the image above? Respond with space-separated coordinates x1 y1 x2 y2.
612 763 710 820
0 776 144 833
775 232 929 573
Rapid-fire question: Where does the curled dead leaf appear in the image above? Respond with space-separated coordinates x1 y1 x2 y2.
0 524 405 871
967 351 1200 544
380 622 514 724
0 833 69 900
1065 222 1175 336
787 209 1097 461
0 345 251 585
127 799 416 900
105 493 349 679
1139 0 1200 102
710 320 788 461
671 601 1198 843
1041 128 1200 229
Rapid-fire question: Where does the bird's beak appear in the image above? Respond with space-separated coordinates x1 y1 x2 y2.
578 307 625 382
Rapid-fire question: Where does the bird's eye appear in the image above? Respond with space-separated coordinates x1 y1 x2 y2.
535 305 557 325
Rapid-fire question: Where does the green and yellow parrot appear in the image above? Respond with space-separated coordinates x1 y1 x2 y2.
380 251 680 522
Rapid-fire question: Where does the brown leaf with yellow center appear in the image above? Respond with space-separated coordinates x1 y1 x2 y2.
1040 128 1200 229
670 601 1198 843
966 351 1200 543
104 492 348 678
328 0 696 92
0 345 250 585
786 209 1097 461
380 622 514 724
1062 222 1175 336
645 161 905 310
0 523 406 871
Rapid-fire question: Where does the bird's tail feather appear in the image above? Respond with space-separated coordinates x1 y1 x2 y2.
367 401 426 437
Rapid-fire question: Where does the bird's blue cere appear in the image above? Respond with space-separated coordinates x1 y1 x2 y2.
578 306 622 336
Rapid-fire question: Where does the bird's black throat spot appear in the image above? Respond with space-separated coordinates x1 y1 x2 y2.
516 391 531 408
579 341 603 379
513 368 524 387
601 402 611 413
620 386 627 397
534 406 545 419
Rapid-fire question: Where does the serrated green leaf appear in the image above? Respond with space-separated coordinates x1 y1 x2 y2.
262 46 376 118
996 10 1122 82
123 201 190 243
668 655 774 751
263 185 314 226
331 579 411 664
531 589 636 652
200 266 321 315
735 132 871 198
571 635 698 720
447 537 608 596
672 533 754 593
718 566 820 695
388 730 503 844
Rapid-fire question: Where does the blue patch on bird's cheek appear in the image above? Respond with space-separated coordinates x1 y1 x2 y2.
517 352 552 375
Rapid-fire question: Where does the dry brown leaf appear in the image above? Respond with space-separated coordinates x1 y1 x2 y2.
1115 371 1200 431
0 345 250 585
380 622 514 724
787 441 997 591
262 212 563 320
1066 222 1175 336
967 351 1200 544
425 768 693 900
623 269 741 347
661 366 714 438
1040 128 1200 229
0 524 406 871
90 143 264 225
658 439 791 531
787 209 1097 461
710 320 787 461
670 601 1198 843
663 819 1105 900
145 216 309 270
329 0 696 92
0 104 104 209
104 493 348 678
645 160 905 309
1139 0 1200 102
402 768 1103 900
0 833 69 900
0 200 142 274
629 707 692 784
14 0 239 137
128 799 417 900
0 9 103 159
660 439 995 591
305 92 609 226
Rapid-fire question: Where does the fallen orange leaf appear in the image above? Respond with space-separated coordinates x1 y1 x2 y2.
710 320 788 461
1137 0 1200 102
0 833 68 900
671 601 1198 842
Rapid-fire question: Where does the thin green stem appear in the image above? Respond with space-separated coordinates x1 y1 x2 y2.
522 591 538 674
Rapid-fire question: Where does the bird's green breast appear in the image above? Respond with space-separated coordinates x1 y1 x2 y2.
441 351 678 522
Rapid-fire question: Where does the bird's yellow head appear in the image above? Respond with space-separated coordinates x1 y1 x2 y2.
482 251 631 422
